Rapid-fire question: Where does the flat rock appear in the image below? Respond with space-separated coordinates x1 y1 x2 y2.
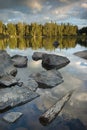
23 78 38 91
30 69 63 88
0 85 39 111
32 52 46 61
74 50 87 60
0 74 18 87
11 55 28 68
3 112 23 123
42 54 70 70
0 50 17 76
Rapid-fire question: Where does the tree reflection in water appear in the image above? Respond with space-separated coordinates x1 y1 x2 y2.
0 37 87 50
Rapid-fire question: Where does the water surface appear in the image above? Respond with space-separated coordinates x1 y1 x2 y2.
0 37 87 130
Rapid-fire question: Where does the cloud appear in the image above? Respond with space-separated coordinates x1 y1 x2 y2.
0 0 87 27
81 2 87 8
75 92 87 102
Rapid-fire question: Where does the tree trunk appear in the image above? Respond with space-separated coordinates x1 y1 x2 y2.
39 91 73 125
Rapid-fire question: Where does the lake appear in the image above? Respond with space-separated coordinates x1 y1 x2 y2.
0 37 87 130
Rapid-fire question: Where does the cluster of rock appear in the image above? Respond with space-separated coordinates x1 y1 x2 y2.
0 50 70 123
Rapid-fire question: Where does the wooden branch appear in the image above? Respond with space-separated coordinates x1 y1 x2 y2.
39 91 73 125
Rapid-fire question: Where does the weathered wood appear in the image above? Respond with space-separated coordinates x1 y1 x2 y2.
39 91 73 125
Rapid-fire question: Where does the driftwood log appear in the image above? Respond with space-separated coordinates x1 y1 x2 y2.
39 91 73 125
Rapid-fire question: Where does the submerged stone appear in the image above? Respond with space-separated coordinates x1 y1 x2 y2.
11 55 28 68
30 69 63 88
23 78 38 91
42 53 70 70
0 86 39 111
3 112 23 123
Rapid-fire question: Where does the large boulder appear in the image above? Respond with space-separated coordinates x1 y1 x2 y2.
42 54 70 70
30 69 63 88
0 50 17 76
11 55 28 68
32 52 46 61
0 85 39 111
74 50 87 60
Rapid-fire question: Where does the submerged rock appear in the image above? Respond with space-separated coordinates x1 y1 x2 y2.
0 85 39 111
30 69 63 88
23 78 38 91
11 55 28 68
0 50 17 76
74 50 87 60
42 54 70 70
0 74 18 87
32 52 46 61
3 112 23 123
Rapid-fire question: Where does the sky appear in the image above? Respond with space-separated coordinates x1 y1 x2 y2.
0 0 87 28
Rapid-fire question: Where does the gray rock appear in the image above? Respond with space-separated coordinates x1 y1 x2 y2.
32 52 46 61
42 54 70 70
74 50 87 60
0 50 17 76
3 112 23 123
0 85 39 110
23 78 38 91
11 55 28 68
30 69 63 88
5 66 17 77
0 74 18 87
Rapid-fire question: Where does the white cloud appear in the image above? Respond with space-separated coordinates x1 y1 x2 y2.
81 3 87 8
0 0 87 27
75 93 87 102
24 0 43 11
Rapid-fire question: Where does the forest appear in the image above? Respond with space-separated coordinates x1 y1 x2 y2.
0 21 78 38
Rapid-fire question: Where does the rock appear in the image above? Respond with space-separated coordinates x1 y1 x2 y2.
30 69 63 88
0 50 17 76
0 74 18 87
3 112 23 123
53 41 59 48
11 55 28 68
32 52 46 61
42 54 70 70
0 85 39 111
5 66 17 77
23 78 38 91
74 50 87 60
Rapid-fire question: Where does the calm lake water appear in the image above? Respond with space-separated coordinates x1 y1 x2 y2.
0 37 87 130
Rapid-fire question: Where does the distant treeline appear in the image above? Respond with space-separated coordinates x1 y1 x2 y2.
78 27 87 35
0 20 78 37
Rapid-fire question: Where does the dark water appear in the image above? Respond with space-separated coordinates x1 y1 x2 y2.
0 37 87 130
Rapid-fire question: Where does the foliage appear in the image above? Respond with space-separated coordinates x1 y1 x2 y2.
0 37 84 50
0 21 78 37
78 27 87 35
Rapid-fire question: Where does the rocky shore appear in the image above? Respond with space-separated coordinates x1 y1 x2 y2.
0 50 71 123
